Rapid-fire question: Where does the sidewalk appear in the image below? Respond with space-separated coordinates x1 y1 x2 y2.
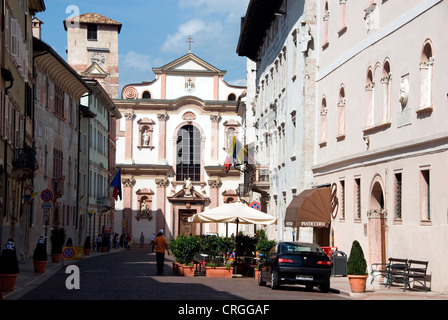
2 248 448 300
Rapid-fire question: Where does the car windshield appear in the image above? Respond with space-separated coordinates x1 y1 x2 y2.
280 243 323 253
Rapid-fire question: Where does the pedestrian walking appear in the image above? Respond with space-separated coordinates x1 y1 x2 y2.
96 234 102 251
126 233 132 250
139 232 145 248
152 229 170 275
150 233 155 252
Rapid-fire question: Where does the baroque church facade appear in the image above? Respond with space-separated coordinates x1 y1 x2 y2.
113 52 246 242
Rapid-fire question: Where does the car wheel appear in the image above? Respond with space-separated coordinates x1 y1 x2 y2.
319 282 330 293
258 270 266 286
271 270 279 290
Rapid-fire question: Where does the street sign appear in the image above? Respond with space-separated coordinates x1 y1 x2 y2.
41 189 54 202
250 201 261 211
41 202 53 209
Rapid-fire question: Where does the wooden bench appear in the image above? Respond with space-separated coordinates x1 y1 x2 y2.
370 258 408 286
403 260 429 292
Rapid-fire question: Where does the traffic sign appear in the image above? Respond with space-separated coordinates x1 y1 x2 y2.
41 202 53 209
41 189 54 202
250 201 261 211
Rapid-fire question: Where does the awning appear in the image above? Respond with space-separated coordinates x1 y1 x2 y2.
285 186 332 228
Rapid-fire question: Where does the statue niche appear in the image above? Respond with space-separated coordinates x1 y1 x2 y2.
136 188 154 221
137 118 155 150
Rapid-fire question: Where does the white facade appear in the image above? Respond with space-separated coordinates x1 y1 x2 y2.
314 0 448 293
114 53 246 243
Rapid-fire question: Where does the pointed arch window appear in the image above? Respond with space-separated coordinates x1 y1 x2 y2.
320 96 328 146
176 125 201 182
337 85 346 139
365 68 374 127
418 41 434 114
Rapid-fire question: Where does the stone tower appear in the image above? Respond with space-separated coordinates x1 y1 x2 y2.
64 13 121 98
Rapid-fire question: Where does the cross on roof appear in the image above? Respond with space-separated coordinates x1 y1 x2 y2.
186 36 194 52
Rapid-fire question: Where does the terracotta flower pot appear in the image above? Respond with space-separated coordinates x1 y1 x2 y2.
206 267 233 278
33 260 47 273
348 275 368 293
51 253 62 263
182 265 195 277
0 274 18 292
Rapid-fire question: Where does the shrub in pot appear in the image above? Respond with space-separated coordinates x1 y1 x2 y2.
347 240 368 293
32 236 48 273
51 228 66 263
0 239 19 292
83 236 92 255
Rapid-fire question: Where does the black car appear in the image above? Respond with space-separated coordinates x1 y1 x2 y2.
258 242 332 292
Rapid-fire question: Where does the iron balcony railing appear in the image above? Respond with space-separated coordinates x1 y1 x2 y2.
12 147 38 171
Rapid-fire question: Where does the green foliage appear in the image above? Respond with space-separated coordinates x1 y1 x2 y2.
83 236 91 249
347 240 368 275
0 239 19 274
256 238 276 257
51 228 66 254
169 235 202 265
33 240 48 261
235 234 256 257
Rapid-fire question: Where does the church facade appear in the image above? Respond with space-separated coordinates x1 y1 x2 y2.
113 52 246 243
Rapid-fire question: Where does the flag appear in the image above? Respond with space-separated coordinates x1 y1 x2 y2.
110 168 122 201
227 135 247 165
23 192 38 201
224 155 231 174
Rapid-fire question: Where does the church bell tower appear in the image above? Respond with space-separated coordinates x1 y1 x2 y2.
64 13 122 99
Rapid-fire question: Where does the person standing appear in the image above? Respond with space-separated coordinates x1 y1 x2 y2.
150 233 155 252
139 232 145 248
152 229 170 275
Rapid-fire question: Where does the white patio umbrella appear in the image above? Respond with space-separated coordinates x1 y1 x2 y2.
188 202 277 235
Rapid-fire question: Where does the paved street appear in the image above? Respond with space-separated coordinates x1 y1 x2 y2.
14 247 346 301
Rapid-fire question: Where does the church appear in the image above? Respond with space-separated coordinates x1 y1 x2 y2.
113 49 246 243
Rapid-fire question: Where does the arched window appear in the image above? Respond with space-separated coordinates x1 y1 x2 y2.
381 60 392 122
419 41 434 113
227 93 236 101
320 97 327 144
323 2 330 48
337 85 346 138
176 125 201 182
142 91 151 99
365 68 374 127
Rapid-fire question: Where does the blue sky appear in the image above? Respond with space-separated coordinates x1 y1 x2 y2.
37 0 250 97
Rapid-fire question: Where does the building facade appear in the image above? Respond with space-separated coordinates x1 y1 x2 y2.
113 52 246 243
237 0 319 242
0 0 45 258
65 13 122 244
33 37 90 247
313 0 448 293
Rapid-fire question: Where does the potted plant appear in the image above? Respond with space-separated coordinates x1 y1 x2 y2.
83 236 92 256
347 240 368 293
32 236 48 273
51 227 66 263
0 239 19 292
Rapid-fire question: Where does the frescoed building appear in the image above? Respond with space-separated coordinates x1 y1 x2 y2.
113 51 246 243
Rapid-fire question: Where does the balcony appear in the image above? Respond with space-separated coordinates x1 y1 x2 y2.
250 167 270 195
11 147 38 179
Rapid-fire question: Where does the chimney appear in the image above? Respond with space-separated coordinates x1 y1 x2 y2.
32 17 43 40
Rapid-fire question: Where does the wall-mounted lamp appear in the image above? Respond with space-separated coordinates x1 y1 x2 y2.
1 68 14 95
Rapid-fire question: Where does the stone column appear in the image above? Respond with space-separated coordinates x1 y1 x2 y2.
122 178 136 235
155 178 168 234
157 114 168 164
208 179 221 233
124 113 136 161
210 115 220 165
367 209 387 265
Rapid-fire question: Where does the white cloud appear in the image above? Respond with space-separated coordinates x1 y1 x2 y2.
161 18 224 54
120 51 154 72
